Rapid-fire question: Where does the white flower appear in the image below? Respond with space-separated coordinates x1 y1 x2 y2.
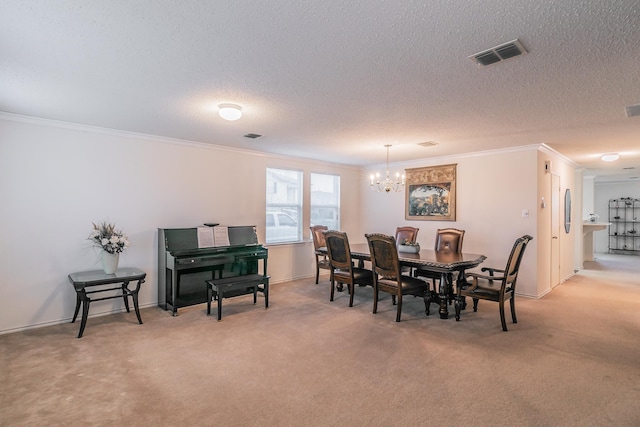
89 221 131 254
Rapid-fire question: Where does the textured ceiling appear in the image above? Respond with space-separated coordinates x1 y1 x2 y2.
1 0 639 182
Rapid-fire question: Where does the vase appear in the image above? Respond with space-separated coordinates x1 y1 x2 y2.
101 251 119 274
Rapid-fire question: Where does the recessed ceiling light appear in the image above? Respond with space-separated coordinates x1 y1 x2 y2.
601 153 620 162
218 104 242 121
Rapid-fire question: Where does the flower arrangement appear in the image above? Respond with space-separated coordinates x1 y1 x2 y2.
400 239 420 246
398 239 420 253
89 221 131 254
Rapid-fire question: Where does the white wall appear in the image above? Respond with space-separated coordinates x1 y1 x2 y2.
0 114 362 333
582 175 596 220
593 181 640 253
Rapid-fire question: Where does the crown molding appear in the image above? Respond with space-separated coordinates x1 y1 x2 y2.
0 111 359 171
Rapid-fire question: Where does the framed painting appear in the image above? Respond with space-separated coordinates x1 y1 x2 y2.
405 164 456 221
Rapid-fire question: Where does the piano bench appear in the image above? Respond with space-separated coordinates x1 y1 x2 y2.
206 274 269 321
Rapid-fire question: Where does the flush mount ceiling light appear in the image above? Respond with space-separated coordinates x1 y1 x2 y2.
601 153 620 162
218 103 242 121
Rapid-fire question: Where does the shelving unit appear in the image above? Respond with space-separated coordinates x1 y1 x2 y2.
608 198 640 254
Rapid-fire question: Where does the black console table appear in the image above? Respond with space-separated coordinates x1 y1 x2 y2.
68 267 146 338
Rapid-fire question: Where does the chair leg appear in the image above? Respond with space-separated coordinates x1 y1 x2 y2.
472 298 479 312
348 283 355 307
373 287 379 314
510 295 517 324
315 266 319 284
423 293 430 316
454 296 463 321
395 293 403 322
499 299 508 331
330 279 335 301
424 289 435 316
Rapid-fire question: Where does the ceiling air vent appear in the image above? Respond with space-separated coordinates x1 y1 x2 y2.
469 39 527 67
625 103 640 118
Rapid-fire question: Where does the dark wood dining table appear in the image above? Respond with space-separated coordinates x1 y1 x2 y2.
319 243 486 319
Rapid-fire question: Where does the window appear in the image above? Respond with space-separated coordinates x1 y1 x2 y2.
266 168 303 243
310 173 340 231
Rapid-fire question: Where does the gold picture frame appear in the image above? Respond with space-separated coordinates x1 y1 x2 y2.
405 164 457 221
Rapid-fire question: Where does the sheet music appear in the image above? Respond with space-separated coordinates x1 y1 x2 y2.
213 226 230 247
197 227 215 248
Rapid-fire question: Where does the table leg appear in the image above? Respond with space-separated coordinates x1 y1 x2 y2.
71 292 81 323
78 294 90 338
438 272 450 319
121 281 131 313
131 291 143 325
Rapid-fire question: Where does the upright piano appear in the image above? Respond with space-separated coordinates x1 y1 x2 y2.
158 225 268 315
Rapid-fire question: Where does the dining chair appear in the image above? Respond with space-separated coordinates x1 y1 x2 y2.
415 228 465 300
365 233 430 322
395 226 419 275
310 225 331 284
454 234 533 331
324 230 374 307
395 226 419 246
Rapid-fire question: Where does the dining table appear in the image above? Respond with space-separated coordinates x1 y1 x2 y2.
319 243 486 319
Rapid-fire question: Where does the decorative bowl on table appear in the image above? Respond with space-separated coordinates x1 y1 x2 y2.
398 243 420 253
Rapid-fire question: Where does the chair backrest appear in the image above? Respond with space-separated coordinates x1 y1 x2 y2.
395 226 419 246
434 228 465 252
310 225 329 250
324 230 353 271
366 233 401 280
504 235 533 288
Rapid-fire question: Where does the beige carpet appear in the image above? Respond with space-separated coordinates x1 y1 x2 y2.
1 253 639 426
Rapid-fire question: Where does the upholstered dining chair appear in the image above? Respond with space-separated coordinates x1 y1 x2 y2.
454 234 533 331
395 226 419 246
310 225 331 284
415 228 465 300
365 233 430 322
395 226 419 275
324 230 374 307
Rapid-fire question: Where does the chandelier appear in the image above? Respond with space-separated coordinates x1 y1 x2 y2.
369 144 406 193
